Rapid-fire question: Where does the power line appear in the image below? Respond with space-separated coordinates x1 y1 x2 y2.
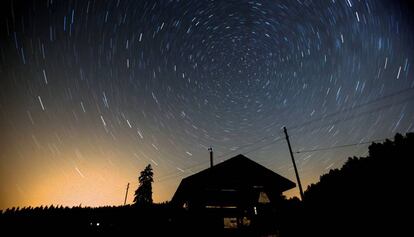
155 93 414 183
155 133 284 182
242 95 414 157
154 88 414 184
247 87 414 137
243 137 285 155
289 94 414 138
156 135 289 183
295 139 386 154
156 138 283 182
230 87 414 158
288 87 414 132
156 136 285 183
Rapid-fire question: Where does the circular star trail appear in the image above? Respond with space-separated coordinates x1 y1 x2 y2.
1 0 413 208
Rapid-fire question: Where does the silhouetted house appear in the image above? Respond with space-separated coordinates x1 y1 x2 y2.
171 154 295 232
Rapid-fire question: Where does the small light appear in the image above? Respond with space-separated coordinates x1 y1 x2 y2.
254 206 258 215
96 222 100 226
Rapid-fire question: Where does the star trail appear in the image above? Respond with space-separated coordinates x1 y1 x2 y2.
1 0 413 209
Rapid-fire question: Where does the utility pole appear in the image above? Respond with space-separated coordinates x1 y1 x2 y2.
283 127 305 201
124 182 130 205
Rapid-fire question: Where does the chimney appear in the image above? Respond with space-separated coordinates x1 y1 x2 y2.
208 147 213 168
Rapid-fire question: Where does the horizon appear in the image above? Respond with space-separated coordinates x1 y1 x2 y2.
1 0 413 210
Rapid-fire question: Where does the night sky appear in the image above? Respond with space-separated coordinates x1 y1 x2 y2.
1 0 413 209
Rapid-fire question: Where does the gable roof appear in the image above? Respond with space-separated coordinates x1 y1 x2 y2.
171 154 295 204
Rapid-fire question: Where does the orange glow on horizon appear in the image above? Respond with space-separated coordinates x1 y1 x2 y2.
0 149 173 209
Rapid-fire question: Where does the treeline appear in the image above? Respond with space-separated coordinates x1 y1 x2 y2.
0 203 175 235
279 132 413 237
1 205 113 215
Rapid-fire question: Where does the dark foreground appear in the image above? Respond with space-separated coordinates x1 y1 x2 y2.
1 133 412 236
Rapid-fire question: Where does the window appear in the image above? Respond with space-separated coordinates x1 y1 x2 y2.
223 217 238 229
241 216 251 227
258 191 270 204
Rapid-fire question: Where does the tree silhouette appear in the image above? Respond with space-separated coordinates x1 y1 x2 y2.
133 164 154 206
300 132 413 237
